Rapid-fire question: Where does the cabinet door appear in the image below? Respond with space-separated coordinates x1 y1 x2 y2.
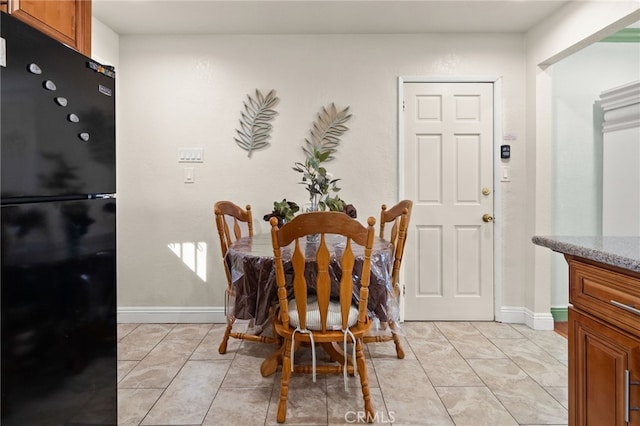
8 0 91 56
570 307 640 426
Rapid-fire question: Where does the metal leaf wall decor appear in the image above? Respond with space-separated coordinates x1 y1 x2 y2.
303 103 352 161
234 89 279 157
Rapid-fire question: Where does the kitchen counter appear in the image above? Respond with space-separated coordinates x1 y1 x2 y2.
533 236 640 425
532 236 640 273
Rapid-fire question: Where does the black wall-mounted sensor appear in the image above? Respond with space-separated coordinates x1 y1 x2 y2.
501 145 511 159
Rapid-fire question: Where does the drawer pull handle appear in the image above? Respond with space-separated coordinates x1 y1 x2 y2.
610 300 640 316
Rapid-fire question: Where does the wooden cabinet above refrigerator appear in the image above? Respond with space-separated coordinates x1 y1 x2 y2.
1 0 91 56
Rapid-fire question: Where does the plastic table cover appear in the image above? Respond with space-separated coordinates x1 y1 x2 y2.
225 233 400 335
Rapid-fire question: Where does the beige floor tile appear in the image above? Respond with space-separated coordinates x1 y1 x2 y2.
468 358 568 425
472 321 525 339
402 321 448 341
119 339 200 389
448 334 508 359
126 323 176 339
491 338 568 387
117 388 163 426
221 347 278 388
203 387 273 426
327 385 386 425
141 360 228 425
511 324 569 363
436 386 518 426
325 354 379 389
410 338 484 387
117 360 138 383
435 321 482 339
192 324 247 360
116 321 570 426
117 336 162 361
265 374 329 425
164 323 213 340
118 323 176 361
374 358 453 425
117 323 140 340
546 386 569 409
366 334 415 360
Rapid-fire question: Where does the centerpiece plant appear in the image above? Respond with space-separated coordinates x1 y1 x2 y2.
292 148 342 212
264 103 357 226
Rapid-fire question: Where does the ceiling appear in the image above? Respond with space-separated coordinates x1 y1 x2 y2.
92 0 571 35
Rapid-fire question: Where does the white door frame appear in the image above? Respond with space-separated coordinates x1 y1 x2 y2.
397 76 504 322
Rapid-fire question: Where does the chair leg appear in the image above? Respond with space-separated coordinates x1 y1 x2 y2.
218 316 235 354
277 338 293 423
388 321 405 359
355 338 374 423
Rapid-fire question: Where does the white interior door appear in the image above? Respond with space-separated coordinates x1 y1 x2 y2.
402 81 494 320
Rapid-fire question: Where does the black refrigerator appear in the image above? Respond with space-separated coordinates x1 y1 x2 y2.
1 12 117 425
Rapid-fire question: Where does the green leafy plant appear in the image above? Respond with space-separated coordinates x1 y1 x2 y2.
324 195 346 212
263 199 300 226
292 148 341 211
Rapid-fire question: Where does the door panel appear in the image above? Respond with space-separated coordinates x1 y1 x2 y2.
403 82 494 320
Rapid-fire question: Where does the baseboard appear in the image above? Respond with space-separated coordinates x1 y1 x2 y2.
550 306 569 322
498 306 555 330
496 306 525 324
117 306 227 323
118 305 556 329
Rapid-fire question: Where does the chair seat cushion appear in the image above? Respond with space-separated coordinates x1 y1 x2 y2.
288 296 358 331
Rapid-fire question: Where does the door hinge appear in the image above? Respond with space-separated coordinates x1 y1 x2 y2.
403 284 406 296
402 100 405 112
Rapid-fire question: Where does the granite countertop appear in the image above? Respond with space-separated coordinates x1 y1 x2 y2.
532 236 640 273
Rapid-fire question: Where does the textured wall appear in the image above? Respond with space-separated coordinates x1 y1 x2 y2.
113 33 528 315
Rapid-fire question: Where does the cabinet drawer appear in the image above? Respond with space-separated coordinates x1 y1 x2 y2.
567 255 640 337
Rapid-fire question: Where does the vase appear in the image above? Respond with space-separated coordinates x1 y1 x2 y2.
306 197 320 243
305 197 319 213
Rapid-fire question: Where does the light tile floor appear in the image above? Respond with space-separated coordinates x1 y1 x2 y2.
117 321 569 426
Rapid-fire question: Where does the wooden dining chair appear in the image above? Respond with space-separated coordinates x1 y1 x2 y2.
363 200 412 359
214 200 277 354
269 211 376 423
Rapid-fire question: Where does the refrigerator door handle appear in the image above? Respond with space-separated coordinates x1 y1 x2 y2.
93 193 116 199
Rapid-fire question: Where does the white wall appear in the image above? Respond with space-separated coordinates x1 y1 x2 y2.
602 81 640 235
93 1 640 325
91 17 119 68
551 41 640 312
114 33 528 322
524 1 639 329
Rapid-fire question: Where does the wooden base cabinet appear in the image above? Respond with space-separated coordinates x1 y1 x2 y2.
569 308 640 425
567 255 640 426
2 0 91 56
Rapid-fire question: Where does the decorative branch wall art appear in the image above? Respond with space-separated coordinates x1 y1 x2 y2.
234 89 279 157
302 103 352 161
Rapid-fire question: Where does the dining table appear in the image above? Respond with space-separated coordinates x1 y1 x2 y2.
224 231 398 375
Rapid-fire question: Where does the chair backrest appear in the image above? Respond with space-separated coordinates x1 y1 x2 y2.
378 200 412 294
270 211 376 333
214 201 253 288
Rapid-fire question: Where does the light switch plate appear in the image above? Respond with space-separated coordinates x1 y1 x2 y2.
184 167 195 183
178 148 204 163
501 166 510 182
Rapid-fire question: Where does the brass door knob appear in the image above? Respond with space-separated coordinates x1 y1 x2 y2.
482 214 494 223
